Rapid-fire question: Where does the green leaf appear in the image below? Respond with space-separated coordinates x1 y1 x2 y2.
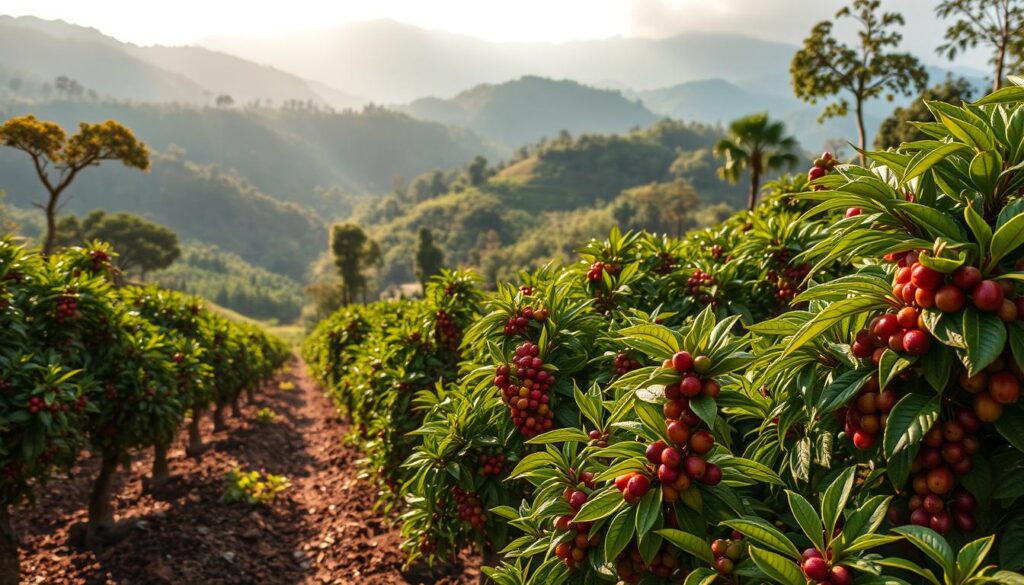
893 525 955 578
921 342 954 392
989 212 1024 272
689 395 717 428
817 369 874 414
964 204 992 263
782 296 885 358
973 85 1024 105
875 557 942 585
620 324 679 357
821 467 856 540
883 393 941 459
719 456 784 486
895 202 966 241
525 428 591 445
573 488 625 523
682 567 719 585
961 307 1007 375
969 150 1002 194
903 142 971 183
509 451 554 478
636 486 662 535
878 349 917 391
604 507 636 561
656 529 714 565
720 517 800 559
786 490 825 553
1010 323 1024 373
747 546 806 585
957 536 994 580
995 406 1024 453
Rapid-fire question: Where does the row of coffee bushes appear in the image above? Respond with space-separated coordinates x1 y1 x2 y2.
305 84 1024 583
0 238 287 583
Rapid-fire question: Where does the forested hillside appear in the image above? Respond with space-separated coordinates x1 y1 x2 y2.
357 120 750 287
399 76 660 148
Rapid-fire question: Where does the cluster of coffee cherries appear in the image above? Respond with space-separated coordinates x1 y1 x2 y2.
890 254 1021 320
902 412 980 533
960 359 1021 422
587 429 609 447
710 244 724 260
807 151 838 189
837 376 897 450
494 341 555 436
502 305 548 336
88 249 111 270
644 426 721 503
768 263 812 304
711 538 745 575
434 309 460 352
54 293 79 324
616 545 682 583
476 452 506 476
586 260 621 283
553 481 599 568
452 487 487 530
851 307 931 361
661 351 720 405
613 351 641 376
26 396 48 414
612 472 650 503
655 252 676 275
801 548 852 585
686 269 715 303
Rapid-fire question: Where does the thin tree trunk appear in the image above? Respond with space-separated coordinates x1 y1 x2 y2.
230 394 242 418
213 401 228 432
0 506 18 585
151 443 170 487
43 194 58 256
87 450 119 540
186 409 205 457
748 169 759 211
855 99 867 166
995 45 1005 91
245 387 255 404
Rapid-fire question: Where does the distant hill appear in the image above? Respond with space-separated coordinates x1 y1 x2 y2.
399 76 660 149
0 99 496 211
201 20 800 103
356 119 753 286
0 149 324 280
0 16 366 109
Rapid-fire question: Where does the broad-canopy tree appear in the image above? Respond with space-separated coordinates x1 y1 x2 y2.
55 210 180 279
611 180 700 237
0 115 149 255
936 0 1024 90
713 113 799 211
414 228 445 288
330 222 381 304
791 0 928 163
874 77 975 149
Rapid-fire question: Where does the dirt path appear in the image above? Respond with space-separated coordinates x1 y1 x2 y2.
13 357 480 584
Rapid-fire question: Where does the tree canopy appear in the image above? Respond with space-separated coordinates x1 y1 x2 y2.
330 222 381 304
791 0 928 163
935 0 1024 90
713 113 800 211
0 115 149 255
874 77 976 149
414 228 445 288
55 210 180 278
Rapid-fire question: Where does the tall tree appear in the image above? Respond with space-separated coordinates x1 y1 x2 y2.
874 77 975 149
414 228 445 289
55 210 181 279
330 222 381 304
0 116 149 255
791 0 929 163
467 156 489 187
713 113 800 211
936 0 1024 91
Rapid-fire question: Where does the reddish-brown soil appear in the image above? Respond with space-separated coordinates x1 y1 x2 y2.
13 358 480 584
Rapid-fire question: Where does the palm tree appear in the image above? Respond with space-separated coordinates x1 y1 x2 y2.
714 113 800 211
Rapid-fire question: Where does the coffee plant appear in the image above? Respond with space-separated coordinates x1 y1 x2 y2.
301 81 1024 584
0 239 287 583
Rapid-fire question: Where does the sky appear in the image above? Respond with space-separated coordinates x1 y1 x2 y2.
0 0 988 68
